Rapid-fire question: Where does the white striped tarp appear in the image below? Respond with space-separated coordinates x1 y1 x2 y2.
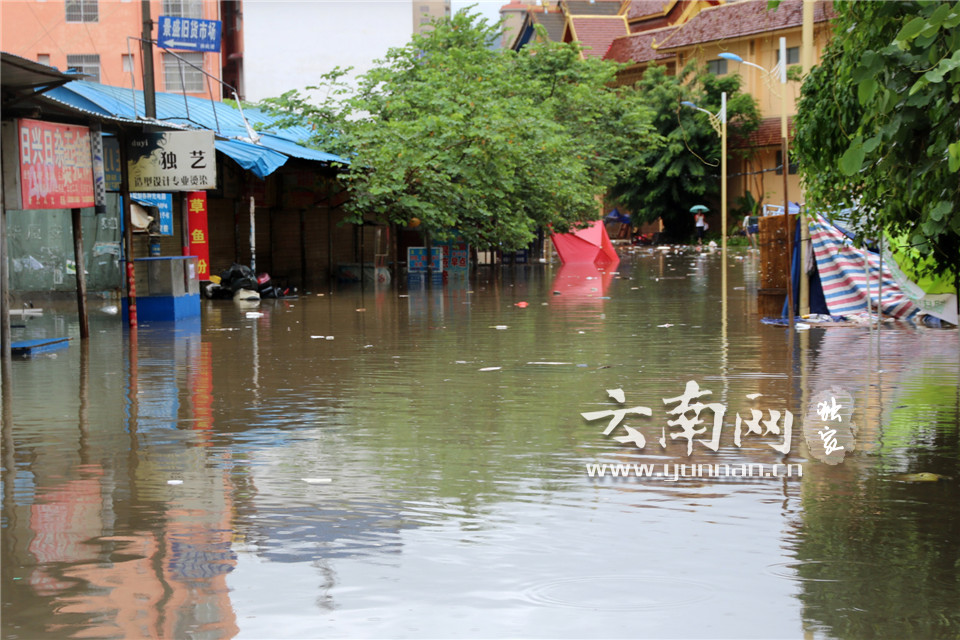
809 214 918 319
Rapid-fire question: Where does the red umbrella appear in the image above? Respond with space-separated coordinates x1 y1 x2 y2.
550 220 619 266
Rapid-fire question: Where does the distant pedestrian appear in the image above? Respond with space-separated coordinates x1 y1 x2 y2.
695 212 706 245
742 213 759 250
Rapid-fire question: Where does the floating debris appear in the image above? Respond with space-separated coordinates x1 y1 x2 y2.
892 473 947 483
515 302 529 308
302 478 332 484
657 323 674 328
479 366 502 372
493 325 509 330
167 480 183 485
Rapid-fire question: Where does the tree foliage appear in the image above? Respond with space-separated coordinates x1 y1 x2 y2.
607 64 759 241
259 11 659 251
792 0 960 280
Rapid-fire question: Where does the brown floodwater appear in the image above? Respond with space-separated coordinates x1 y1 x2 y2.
2 247 958 639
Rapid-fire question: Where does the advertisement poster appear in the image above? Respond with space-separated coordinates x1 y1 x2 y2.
17 118 95 210
130 192 174 236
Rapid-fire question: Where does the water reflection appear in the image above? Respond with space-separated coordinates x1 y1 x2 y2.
1 251 958 638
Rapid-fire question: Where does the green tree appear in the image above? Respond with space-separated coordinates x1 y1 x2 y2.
792 0 960 283
260 11 659 252
607 64 759 241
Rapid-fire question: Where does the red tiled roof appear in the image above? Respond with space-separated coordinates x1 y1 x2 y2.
627 0 674 20
564 1 625 16
568 15 630 58
605 26 676 63
737 115 796 148
500 2 531 12
657 0 834 51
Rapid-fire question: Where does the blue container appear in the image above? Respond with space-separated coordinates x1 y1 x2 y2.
124 256 200 322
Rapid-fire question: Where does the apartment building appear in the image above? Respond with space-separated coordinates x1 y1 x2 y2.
1 0 228 100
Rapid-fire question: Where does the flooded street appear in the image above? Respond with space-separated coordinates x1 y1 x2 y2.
3 248 958 639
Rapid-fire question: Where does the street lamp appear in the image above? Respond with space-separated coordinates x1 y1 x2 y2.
682 93 728 390
681 91 728 302
719 38 795 329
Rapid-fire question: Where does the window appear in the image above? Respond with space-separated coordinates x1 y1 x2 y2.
162 0 202 18
37 54 51 66
164 52 204 92
65 0 98 22
776 150 798 175
707 58 728 75
776 46 800 66
420 5 430 13
66 54 100 82
122 54 134 73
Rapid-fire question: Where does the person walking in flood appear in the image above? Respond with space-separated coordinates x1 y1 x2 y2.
694 211 706 246
742 212 759 250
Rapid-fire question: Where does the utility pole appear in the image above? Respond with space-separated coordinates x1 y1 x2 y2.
141 0 156 119
799 0 815 316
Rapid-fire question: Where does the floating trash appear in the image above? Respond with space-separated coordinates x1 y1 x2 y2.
527 362 573 365
310 335 325 339
494 325 509 330
795 323 811 331
479 366 502 372
167 480 183 485
302 478 332 484
891 472 947 483
326 336 335 340
657 323 674 328
515 302 529 308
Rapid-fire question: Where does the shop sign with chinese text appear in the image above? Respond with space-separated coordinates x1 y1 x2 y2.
127 130 215 192
17 118 95 210
186 191 211 279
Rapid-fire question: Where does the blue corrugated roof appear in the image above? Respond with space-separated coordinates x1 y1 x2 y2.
44 81 348 175
215 139 288 179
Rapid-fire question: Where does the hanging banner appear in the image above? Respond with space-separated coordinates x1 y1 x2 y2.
186 191 210 280
127 130 216 192
17 118 95 210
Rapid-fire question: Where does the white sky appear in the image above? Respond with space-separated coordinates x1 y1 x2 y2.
450 1 505 26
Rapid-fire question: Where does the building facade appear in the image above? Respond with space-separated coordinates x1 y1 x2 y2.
1 0 228 100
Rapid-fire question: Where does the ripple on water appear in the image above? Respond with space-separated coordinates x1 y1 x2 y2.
765 560 896 583
522 574 715 611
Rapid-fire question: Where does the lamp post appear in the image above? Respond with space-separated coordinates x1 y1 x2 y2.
682 93 728 389
680 92 728 268
719 38 795 330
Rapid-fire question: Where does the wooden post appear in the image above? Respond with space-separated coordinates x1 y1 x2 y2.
71 208 90 339
0 172 10 363
299 208 307 291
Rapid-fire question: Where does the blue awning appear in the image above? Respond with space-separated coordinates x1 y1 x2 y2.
215 139 288 179
41 80 349 176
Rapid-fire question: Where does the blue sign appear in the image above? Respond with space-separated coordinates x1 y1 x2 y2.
131 193 174 236
158 16 222 52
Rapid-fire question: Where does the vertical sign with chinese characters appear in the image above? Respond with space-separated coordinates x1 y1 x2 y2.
127 130 216 192
17 118 95 210
186 191 210 280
